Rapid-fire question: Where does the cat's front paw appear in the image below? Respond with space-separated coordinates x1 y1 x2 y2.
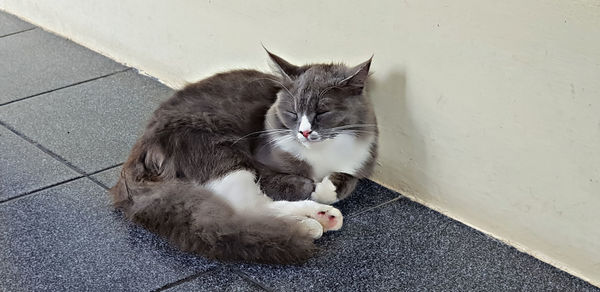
310 176 338 204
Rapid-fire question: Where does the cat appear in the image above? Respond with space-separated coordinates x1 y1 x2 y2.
110 50 378 264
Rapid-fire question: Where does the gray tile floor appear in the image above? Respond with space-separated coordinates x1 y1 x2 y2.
1 11 598 291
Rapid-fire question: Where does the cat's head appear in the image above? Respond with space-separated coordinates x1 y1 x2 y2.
265 50 377 147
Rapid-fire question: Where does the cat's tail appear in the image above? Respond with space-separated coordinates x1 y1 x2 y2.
110 180 317 264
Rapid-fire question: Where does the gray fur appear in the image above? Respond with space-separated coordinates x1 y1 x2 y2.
110 52 377 264
257 51 378 201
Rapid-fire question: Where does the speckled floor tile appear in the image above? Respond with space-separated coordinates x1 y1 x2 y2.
0 179 216 291
333 178 401 216
0 28 126 104
166 267 265 292
235 198 449 291
0 125 80 201
0 70 173 173
236 198 599 291
0 11 35 36
90 165 122 189
413 220 599 291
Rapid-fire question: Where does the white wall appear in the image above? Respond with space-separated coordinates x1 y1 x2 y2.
3 0 599 286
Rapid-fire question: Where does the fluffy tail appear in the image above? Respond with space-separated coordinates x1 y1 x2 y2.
110 179 316 264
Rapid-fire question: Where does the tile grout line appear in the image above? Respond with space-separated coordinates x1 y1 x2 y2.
0 27 37 38
233 269 274 292
150 267 220 292
0 120 111 192
86 162 124 176
85 162 125 190
150 265 273 292
0 175 84 204
0 68 133 107
0 161 122 204
0 120 87 174
86 175 110 190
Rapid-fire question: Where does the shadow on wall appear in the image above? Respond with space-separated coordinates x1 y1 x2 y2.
369 69 435 202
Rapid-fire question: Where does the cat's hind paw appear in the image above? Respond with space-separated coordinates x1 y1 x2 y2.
312 206 343 231
298 218 324 239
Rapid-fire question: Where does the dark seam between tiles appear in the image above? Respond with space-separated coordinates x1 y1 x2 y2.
0 175 84 204
347 195 403 218
85 175 110 190
150 267 220 292
0 120 87 174
86 162 124 176
0 68 133 107
0 120 110 192
0 27 37 38
84 163 125 190
233 269 274 292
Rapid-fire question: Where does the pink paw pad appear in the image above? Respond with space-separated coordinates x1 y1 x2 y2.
315 209 343 231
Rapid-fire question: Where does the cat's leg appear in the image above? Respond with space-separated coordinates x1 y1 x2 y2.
268 200 343 233
204 169 272 210
311 173 358 204
329 172 358 201
205 169 338 239
294 217 324 239
259 172 315 201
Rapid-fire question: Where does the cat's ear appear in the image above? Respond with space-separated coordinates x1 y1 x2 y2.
264 47 303 79
341 56 373 94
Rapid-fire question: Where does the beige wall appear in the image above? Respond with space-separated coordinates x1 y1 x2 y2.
3 0 599 286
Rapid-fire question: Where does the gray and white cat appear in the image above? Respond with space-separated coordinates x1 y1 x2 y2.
110 50 378 264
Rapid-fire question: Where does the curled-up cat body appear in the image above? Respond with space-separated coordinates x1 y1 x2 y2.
110 50 377 264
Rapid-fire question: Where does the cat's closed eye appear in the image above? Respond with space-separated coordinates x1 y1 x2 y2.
284 111 298 119
316 110 331 117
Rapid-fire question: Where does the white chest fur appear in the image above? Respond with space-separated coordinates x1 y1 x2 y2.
276 133 375 180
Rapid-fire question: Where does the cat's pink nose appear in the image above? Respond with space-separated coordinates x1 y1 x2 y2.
301 130 312 138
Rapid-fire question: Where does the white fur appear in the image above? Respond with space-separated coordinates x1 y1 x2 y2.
204 169 343 236
296 132 307 144
268 200 322 215
275 133 375 180
268 200 343 231
204 170 270 211
311 176 338 204
299 114 311 132
298 218 324 239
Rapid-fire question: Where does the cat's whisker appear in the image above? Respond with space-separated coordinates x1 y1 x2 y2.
249 77 297 102
264 134 295 148
317 85 341 99
276 98 298 113
263 139 282 149
255 134 294 153
334 130 375 134
326 124 377 131
270 133 294 143
263 111 282 118
323 128 376 133
321 129 376 138
231 129 291 145
265 118 276 130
